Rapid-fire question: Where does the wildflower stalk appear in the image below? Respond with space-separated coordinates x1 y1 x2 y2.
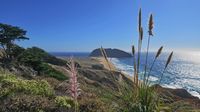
66 58 81 112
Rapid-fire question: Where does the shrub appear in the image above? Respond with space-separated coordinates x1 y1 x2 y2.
1 95 56 112
79 96 108 112
55 96 74 108
16 47 68 80
17 47 43 71
0 74 54 99
91 64 104 70
17 47 67 67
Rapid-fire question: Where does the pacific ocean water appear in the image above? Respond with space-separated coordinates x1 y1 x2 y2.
110 52 200 98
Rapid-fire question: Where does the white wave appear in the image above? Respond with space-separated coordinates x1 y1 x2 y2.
162 83 182 89
149 76 159 82
162 81 200 99
189 91 200 98
110 58 133 75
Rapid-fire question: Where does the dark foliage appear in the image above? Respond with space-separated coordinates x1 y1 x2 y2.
16 47 67 80
17 47 67 66
0 23 29 61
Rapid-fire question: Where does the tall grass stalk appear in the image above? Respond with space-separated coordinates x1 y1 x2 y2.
100 46 122 94
136 8 143 86
144 14 154 82
100 46 112 71
158 52 173 84
146 46 163 84
132 45 137 85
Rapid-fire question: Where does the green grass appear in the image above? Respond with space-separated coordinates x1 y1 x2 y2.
39 63 67 80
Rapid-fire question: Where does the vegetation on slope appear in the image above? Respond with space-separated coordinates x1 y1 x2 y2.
0 72 74 112
16 47 68 80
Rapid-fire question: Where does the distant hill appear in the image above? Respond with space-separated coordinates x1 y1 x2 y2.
89 48 132 58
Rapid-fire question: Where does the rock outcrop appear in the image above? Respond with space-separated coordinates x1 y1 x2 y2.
89 48 132 58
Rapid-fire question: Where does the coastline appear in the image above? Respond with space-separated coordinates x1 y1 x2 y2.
94 57 134 82
57 56 200 108
59 56 200 99
109 57 200 99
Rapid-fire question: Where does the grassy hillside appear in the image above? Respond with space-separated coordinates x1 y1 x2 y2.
1 56 200 111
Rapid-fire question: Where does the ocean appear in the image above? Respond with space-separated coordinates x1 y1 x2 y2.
51 51 200 98
50 52 90 58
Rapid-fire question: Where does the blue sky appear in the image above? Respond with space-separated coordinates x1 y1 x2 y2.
0 0 200 52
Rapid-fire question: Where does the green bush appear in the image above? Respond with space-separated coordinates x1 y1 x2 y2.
55 96 74 108
0 74 54 99
16 47 67 80
10 44 25 59
79 96 108 112
17 47 43 71
17 47 67 67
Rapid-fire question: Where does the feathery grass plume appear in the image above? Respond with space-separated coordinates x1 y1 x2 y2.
146 46 163 84
144 14 154 82
148 14 154 36
132 45 135 56
156 46 163 58
132 45 137 85
139 27 143 41
66 58 81 112
165 52 173 69
159 52 173 84
138 8 142 32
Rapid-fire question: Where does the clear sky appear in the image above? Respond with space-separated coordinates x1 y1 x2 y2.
0 0 200 52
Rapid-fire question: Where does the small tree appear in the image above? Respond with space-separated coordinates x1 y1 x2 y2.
0 23 29 61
